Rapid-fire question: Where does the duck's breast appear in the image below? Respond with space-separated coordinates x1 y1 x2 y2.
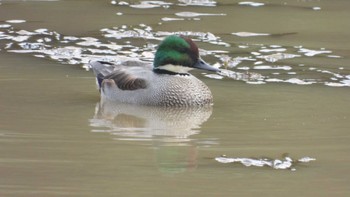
149 74 213 107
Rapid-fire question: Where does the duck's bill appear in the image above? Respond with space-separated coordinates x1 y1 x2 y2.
193 58 220 72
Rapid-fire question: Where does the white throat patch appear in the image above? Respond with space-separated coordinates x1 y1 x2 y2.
158 64 192 73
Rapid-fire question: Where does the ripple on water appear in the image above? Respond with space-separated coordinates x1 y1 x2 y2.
0 20 348 87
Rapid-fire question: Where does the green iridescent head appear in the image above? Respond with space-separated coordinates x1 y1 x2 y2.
153 35 219 73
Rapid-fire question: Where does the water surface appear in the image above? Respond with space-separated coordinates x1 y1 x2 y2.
0 0 349 196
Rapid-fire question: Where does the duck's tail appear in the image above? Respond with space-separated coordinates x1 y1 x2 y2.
89 61 115 89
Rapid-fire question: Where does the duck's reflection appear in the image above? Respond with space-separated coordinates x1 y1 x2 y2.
89 99 213 174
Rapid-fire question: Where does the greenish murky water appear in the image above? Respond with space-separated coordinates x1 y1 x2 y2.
0 0 349 196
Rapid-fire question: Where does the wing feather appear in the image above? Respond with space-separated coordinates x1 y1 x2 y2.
90 60 149 91
106 71 147 90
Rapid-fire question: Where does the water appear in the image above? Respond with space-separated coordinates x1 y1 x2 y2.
0 0 349 196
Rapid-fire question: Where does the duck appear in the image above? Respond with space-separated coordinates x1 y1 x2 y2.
89 35 220 107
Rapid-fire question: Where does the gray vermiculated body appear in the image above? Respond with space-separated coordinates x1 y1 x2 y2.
99 64 213 107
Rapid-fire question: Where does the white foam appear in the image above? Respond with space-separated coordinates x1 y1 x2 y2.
237 67 250 70
178 0 216 6
259 48 286 53
324 82 347 87
232 32 269 37
238 1 265 7
246 81 265 84
130 1 172 9
327 55 341 58
299 48 332 57
253 65 292 70
161 17 184 21
0 24 11 28
117 1 129 5
216 155 315 170
341 79 350 86
285 78 315 85
6 20 26 24
205 74 224 79
130 4 160 8
175 12 226 17
258 53 300 63
265 78 284 82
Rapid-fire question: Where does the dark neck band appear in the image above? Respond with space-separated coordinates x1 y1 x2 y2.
153 68 190 76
